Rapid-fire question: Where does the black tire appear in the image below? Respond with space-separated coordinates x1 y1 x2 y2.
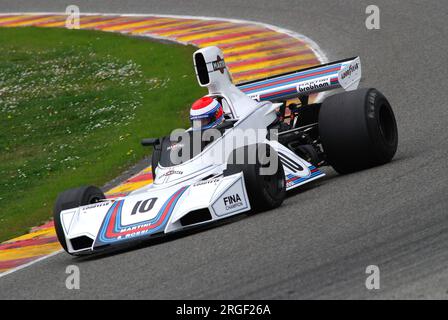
318 88 398 174
224 144 285 212
53 186 105 253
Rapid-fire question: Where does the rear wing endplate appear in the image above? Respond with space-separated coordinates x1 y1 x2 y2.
237 57 361 102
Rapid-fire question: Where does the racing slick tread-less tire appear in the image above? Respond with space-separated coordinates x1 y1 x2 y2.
318 88 398 174
53 186 105 253
224 144 286 212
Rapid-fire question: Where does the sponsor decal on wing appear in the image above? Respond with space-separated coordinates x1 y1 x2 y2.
297 77 332 93
223 193 243 210
248 93 260 101
193 178 221 187
338 57 361 91
211 177 249 217
211 55 226 74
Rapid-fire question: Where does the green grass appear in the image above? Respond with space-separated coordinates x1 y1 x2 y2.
0 27 205 242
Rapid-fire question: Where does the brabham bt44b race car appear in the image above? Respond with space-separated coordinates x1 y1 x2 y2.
54 46 398 255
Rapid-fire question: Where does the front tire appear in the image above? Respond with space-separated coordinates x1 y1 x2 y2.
53 186 105 254
318 88 398 174
224 144 285 212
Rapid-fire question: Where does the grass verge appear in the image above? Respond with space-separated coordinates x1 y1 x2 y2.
0 27 205 242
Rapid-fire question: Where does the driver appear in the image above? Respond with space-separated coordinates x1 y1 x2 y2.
190 96 224 131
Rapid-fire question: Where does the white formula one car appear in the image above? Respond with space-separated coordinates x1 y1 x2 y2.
54 46 398 255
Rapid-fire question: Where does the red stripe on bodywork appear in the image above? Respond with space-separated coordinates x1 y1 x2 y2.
240 66 339 92
105 188 184 238
262 87 296 98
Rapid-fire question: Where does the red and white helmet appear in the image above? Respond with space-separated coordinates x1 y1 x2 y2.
190 96 224 131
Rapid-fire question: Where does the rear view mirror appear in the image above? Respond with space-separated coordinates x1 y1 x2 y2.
141 138 160 146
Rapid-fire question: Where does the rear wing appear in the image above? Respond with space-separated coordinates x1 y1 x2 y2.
237 57 361 102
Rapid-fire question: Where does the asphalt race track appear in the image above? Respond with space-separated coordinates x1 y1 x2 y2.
0 0 447 299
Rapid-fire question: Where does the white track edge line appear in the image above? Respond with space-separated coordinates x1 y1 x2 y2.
0 249 63 278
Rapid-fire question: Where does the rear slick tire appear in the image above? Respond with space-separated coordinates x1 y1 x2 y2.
318 88 398 174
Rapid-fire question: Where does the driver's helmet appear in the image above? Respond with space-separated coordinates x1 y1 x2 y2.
190 96 224 131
